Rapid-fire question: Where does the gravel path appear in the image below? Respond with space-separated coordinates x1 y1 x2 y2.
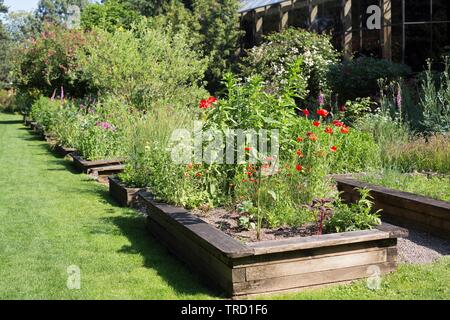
398 228 450 264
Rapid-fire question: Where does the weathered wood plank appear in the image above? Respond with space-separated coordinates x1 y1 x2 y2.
245 248 388 281
246 229 390 255
233 262 397 295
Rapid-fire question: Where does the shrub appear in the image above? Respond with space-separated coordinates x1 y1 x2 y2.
12 23 89 98
418 61 450 135
240 28 339 101
30 96 62 130
75 22 208 110
0 89 16 113
328 57 411 102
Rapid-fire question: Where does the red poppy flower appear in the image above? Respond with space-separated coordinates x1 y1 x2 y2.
244 147 252 151
325 127 333 134
302 109 310 117
242 179 248 183
296 149 304 157
330 146 337 152
296 137 304 142
340 126 350 134
199 99 209 109
296 164 303 172
246 172 253 177
333 120 344 127
195 172 203 177
313 121 320 127
207 96 217 104
308 133 318 141
317 109 329 117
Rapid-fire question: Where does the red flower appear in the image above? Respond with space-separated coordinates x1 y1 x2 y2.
244 147 252 151
341 126 350 134
246 172 253 177
330 146 337 152
325 127 333 134
307 132 318 141
207 96 217 104
296 137 304 142
296 164 303 172
199 99 209 109
302 109 310 117
339 105 346 112
242 179 248 183
333 120 344 127
199 97 217 109
313 121 320 127
296 149 304 157
195 172 203 177
186 163 193 170
317 109 329 117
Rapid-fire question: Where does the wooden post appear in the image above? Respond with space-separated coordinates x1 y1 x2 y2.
251 10 264 45
342 0 352 59
309 0 318 29
382 0 392 61
279 4 289 31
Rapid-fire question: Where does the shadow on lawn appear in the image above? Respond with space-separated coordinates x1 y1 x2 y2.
0 119 23 125
91 188 221 298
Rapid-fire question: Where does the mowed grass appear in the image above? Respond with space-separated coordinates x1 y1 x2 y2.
0 112 449 300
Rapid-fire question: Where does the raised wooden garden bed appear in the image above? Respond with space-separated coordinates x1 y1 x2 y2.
335 177 450 239
138 191 407 299
54 144 76 157
70 153 125 175
108 176 143 207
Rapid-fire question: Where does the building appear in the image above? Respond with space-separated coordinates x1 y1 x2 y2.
239 0 450 70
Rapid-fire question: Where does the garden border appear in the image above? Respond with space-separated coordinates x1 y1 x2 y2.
335 177 450 239
108 176 143 207
70 153 125 174
136 189 407 299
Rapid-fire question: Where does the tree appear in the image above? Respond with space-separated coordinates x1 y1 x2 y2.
115 0 165 17
193 0 242 92
35 0 90 26
81 0 142 31
0 0 10 88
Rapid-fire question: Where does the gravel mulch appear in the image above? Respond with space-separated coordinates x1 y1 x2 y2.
397 228 450 264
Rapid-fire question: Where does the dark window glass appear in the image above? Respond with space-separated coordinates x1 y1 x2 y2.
432 0 450 22
404 0 431 22
391 24 403 63
289 6 309 29
391 0 403 25
432 22 450 60
263 13 279 35
405 24 432 70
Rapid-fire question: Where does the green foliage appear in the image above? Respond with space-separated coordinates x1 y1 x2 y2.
340 97 373 125
35 0 90 25
30 96 62 129
328 57 411 102
382 134 450 174
119 108 209 208
81 0 143 31
0 89 15 113
75 22 208 110
325 188 381 233
116 0 164 16
418 61 450 135
241 28 339 101
361 170 450 202
193 0 242 91
13 23 89 98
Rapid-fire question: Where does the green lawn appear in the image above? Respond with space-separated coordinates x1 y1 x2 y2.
0 112 449 300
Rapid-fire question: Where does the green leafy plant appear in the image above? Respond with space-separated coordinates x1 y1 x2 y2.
325 188 381 233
